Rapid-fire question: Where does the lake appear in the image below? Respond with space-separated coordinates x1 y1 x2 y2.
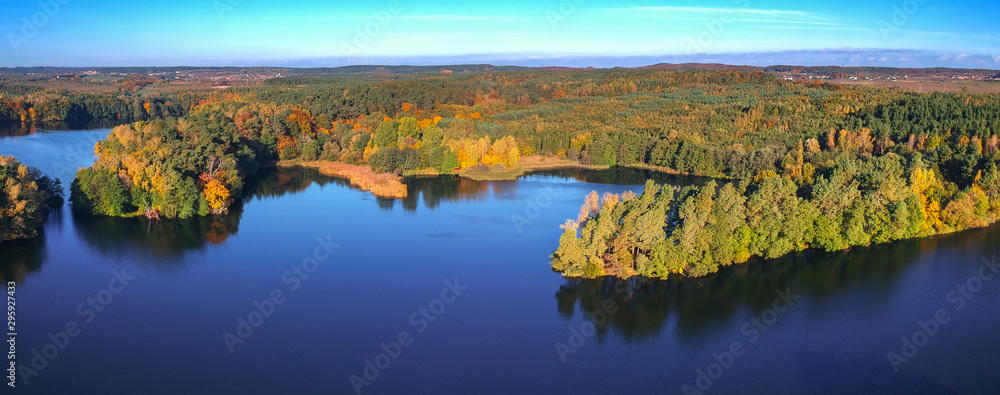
2 127 999 394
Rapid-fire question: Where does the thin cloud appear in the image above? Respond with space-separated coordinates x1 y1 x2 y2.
906 31 959 37
954 53 969 61
605 6 832 28
758 26 955 36
609 6 814 17
397 14 513 21
973 33 1000 41
758 26 873 32
734 18 836 26
994 56 1000 63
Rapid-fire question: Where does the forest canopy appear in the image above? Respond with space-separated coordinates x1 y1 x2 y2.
0 156 63 242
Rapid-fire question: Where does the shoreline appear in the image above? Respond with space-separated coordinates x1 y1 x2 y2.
555 218 1000 280
279 154 721 187
279 160 408 199
277 155 722 196
459 155 610 181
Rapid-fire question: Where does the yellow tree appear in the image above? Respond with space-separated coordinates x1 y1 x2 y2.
486 136 519 169
910 167 944 234
203 179 230 214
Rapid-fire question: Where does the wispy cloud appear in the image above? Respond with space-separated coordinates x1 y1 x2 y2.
605 6 831 27
760 26 873 31
904 30 959 37
758 25 956 37
972 33 1000 41
994 55 1000 63
954 53 969 61
733 18 836 26
397 14 514 22
608 6 813 17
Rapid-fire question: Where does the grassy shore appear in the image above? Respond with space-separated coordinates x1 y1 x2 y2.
279 155 702 195
279 160 408 199
622 162 730 179
401 168 441 177
460 155 610 181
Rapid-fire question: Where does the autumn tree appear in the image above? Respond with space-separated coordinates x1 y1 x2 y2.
0 156 63 241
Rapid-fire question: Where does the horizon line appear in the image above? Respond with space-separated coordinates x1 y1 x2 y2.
2 62 998 72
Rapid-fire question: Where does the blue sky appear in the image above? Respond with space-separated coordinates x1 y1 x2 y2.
1 0 998 67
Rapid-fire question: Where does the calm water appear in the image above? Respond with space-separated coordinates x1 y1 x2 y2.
2 127 1000 394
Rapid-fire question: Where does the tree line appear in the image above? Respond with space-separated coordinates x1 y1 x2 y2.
552 150 1000 278
68 100 523 218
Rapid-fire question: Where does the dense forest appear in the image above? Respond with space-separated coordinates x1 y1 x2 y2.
0 156 63 242
65 97 523 217
552 153 1000 278
4 68 1000 275
0 88 195 124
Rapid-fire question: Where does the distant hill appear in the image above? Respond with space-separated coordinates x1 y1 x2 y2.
0 66 286 75
639 63 998 77
764 65 997 77
640 63 761 72
0 64 530 76
0 63 995 79
292 64 531 74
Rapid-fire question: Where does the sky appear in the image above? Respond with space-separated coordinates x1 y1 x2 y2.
1 0 998 68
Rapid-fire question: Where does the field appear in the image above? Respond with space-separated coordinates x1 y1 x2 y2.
837 77 1000 93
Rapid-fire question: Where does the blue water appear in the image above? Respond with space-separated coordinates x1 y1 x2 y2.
2 127 999 394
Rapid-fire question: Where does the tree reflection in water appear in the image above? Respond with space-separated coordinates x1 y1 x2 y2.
553 228 962 343
0 232 45 284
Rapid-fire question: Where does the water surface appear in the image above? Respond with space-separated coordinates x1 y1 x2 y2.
2 127 999 394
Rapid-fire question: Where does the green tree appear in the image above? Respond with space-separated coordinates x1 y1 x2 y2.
373 120 399 148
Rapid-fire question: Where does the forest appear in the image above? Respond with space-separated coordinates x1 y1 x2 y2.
552 152 1000 278
0 156 63 242
3 68 1000 273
